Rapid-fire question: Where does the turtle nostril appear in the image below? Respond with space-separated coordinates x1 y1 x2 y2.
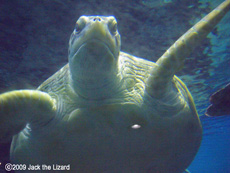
93 17 101 22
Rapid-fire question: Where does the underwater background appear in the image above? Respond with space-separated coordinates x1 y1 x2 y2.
0 0 229 172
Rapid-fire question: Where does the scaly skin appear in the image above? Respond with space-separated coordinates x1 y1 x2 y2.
0 90 56 142
146 0 230 98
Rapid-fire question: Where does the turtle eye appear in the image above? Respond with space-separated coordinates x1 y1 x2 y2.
74 23 81 34
110 23 117 35
74 20 85 34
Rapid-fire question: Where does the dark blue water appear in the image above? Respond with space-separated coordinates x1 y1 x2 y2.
187 0 230 171
189 116 230 172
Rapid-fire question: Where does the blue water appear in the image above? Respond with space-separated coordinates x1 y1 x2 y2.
189 116 230 172
186 0 230 172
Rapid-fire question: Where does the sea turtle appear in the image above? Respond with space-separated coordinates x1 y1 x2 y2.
206 83 230 117
0 1 230 172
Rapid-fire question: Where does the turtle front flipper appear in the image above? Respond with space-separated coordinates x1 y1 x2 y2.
0 90 56 142
146 0 230 98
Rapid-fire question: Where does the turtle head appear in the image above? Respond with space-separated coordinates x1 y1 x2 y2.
68 16 121 98
69 16 120 63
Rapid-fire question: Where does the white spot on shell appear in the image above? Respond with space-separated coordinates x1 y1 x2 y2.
131 124 141 129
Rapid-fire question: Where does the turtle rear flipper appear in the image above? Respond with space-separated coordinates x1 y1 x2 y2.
0 90 56 142
206 83 230 116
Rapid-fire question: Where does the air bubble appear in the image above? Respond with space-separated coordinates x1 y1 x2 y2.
131 124 141 129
